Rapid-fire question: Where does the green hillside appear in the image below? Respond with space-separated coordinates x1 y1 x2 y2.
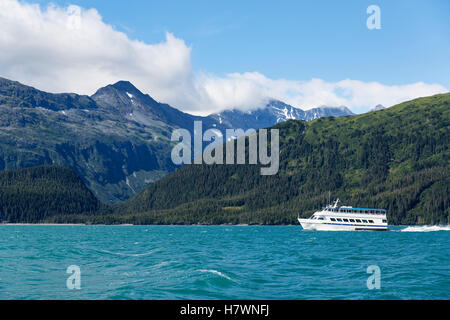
111 93 450 225
0 165 103 223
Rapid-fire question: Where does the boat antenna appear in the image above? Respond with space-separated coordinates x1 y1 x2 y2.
333 198 340 208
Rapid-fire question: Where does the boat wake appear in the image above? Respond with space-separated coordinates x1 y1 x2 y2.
401 225 450 232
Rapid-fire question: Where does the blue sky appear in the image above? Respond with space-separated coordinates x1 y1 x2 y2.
0 0 448 113
30 0 450 87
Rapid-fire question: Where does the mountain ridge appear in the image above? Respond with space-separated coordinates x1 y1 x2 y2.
0 76 368 203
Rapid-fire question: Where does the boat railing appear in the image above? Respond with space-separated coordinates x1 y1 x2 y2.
323 208 386 215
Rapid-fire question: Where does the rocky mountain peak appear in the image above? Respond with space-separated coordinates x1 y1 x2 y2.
370 104 386 112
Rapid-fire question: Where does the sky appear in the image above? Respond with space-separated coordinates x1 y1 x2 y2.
0 0 449 114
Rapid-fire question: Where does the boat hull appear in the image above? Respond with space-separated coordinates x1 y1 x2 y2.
298 218 387 231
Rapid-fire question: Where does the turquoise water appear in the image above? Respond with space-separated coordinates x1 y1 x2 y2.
0 225 449 300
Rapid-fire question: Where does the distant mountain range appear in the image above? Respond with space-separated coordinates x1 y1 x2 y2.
0 76 354 203
208 100 353 130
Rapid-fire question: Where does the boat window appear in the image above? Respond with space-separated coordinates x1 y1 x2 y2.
337 218 342 222
368 220 374 223
355 219 361 223
330 218 336 221
318 217 324 220
343 219 349 222
349 219 355 222
362 220 368 223
382 219 387 223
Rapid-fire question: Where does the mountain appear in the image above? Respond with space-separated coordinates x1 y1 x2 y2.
0 165 102 223
303 105 354 120
0 77 197 203
91 80 222 130
370 104 386 112
0 77 97 111
111 93 449 225
0 77 356 204
208 100 354 130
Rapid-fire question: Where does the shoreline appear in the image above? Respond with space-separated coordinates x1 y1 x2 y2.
1 223 87 226
1 223 446 227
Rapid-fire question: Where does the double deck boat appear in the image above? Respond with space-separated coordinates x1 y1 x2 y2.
298 199 388 231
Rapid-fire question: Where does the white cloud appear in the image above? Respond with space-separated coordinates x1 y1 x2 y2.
0 0 194 101
0 0 447 115
195 73 447 114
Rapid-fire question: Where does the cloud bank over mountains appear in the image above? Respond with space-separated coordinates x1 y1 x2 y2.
0 0 447 115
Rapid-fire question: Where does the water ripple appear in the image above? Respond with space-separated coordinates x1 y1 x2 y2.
0 225 448 299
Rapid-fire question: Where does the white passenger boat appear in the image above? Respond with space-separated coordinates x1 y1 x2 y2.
298 199 388 231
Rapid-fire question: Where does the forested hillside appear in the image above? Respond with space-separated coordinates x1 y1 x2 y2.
111 93 449 225
0 165 102 223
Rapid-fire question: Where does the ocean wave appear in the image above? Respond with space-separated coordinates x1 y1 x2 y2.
151 261 174 269
197 269 234 281
401 225 450 232
95 248 163 257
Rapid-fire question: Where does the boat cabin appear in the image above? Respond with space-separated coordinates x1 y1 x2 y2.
323 206 386 215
